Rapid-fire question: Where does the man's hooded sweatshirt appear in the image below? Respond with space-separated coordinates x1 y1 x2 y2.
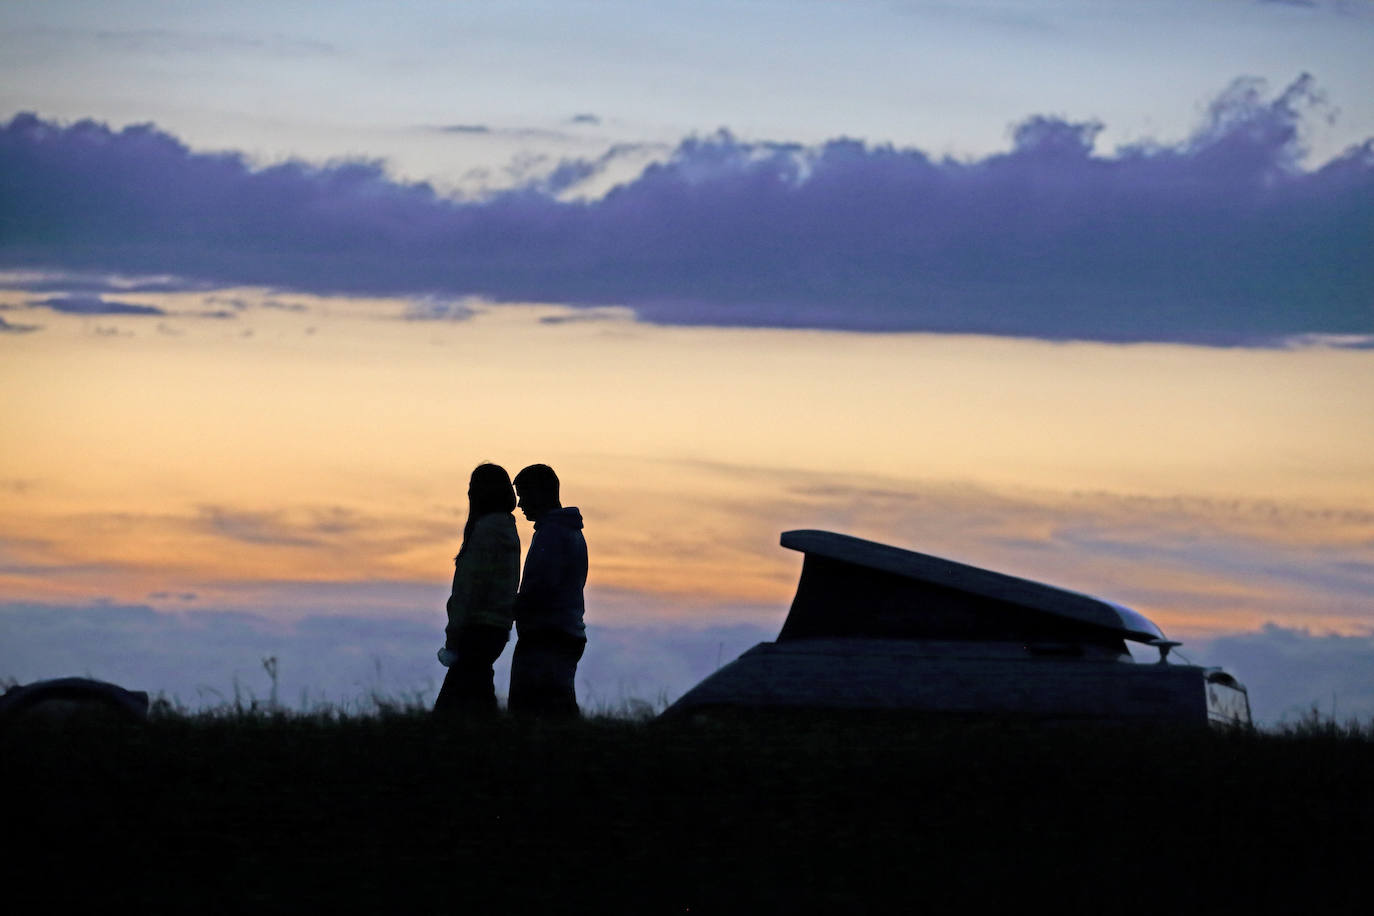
514 507 587 641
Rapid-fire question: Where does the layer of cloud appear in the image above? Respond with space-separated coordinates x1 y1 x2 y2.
402 296 480 321
597 460 1374 634
0 503 461 613
2 75 1369 344
433 124 492 135
0 602 772 715
198 507 331 547
200 294 307 312
2 601 1365 725
0 314 40 333
28 294 165 315
425 123 585 144
783 478 1374 634
3 462 1370 635
0 270 220 295
15 25 336 57
1197 624 1374 725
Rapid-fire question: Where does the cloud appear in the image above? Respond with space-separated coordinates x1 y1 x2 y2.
190 505 388 551
2 80 1369 345
1197 624 1374 725
1253 0 1370 13
4 467 1369 637
4 601 1366 726
197 507 325 547
203 294 309 313
570 114 602 126
261 298 309 312
403 296 480 321
578 622 776 710
0 270 219 294
435 124 491 135
537 142 654 195
19 25 336 57
0 601 773 714
676 463 1374 635
27 294 166 316
537 306 635 325
1051 523 1374 600
1280 332 1374 349
0 602 441 710
0 504 463 612
0 315 40 333
427 123 572 142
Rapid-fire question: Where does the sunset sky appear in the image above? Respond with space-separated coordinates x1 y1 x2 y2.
3 0 1372 723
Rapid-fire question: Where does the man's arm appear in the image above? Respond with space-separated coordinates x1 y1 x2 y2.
513 529 565 623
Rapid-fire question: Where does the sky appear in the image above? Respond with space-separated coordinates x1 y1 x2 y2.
2 0 1372 725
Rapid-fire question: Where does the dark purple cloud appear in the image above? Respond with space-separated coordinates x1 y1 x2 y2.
27 294 165 315
2 75 1370 344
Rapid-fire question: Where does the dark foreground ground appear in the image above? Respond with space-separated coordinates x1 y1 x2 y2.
5 709 1373 913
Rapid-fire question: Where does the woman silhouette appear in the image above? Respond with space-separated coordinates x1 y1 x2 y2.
434 463 520 715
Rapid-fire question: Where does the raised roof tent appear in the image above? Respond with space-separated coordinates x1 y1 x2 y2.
777 530 1165 646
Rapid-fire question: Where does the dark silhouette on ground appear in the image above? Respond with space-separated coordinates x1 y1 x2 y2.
0 676 149 724
434 463 520 718
4 711 1370 911
509 464 588 717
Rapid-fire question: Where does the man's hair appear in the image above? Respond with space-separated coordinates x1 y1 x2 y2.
514 464 559 499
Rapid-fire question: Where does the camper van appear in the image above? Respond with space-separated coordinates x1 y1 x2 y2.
662 530 1251 726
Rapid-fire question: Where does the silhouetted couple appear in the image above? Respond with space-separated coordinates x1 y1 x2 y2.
433 463 588 718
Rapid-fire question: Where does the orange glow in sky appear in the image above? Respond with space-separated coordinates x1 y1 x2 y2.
3 287 1372 639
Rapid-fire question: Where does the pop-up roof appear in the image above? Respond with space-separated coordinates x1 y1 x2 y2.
777 530 1165 645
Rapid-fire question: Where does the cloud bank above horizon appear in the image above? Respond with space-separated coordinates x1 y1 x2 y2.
4 75 1370 346
2 601 1368 727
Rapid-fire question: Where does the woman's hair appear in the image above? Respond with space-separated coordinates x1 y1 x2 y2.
460 463 516 556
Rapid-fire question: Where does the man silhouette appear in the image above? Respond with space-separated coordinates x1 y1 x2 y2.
509 464 587 717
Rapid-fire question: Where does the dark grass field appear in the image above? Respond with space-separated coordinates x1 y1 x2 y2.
5 709 1373 913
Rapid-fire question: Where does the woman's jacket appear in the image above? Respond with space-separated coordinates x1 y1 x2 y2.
445 513 520 647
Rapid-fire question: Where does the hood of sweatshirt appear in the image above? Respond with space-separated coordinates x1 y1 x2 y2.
535 506 583 531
